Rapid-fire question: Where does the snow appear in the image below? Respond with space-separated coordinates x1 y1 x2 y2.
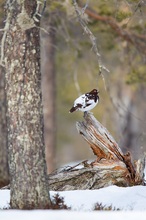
55 185 146 211
1 210 146 220
1 185 146 219
0 189 10 209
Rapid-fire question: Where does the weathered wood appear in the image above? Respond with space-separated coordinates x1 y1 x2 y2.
48 112 145 190
76 112 136 179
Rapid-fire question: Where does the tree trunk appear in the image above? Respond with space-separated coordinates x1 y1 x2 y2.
41 16 56 173
0 66 9 187
2 0 51 209
48 112 145 191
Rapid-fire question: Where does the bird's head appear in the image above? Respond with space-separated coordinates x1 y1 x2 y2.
90 89 99 94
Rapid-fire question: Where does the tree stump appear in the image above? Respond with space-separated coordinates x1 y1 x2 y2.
48 112 145 191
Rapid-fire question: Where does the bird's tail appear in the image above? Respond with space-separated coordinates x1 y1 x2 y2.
69 106 78 113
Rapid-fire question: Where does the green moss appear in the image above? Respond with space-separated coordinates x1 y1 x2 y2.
130 25 143 33
116 11 132 22
48 0 64 13
126 67 146 84
98 3 113 16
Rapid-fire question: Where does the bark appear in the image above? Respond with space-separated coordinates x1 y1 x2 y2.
3 0 51 209
41 17 56 173
0 66 9 187
48 112 145 191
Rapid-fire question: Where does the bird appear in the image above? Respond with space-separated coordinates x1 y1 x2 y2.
69 89 99 113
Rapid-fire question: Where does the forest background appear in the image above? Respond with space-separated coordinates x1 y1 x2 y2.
1 0 146 173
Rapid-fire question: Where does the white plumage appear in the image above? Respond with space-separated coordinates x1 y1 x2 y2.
69 89 99 113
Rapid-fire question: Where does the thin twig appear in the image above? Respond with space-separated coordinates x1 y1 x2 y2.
81 0 89 15
72 0 110 90
41 0 46 16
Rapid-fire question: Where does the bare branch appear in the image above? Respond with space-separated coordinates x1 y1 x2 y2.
81 0 89 15
41 0 47 16
72 0 110 83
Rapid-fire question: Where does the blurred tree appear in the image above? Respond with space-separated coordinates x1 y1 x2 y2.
54 0 146 163
41 12 56 173
2 0 51 209
76 0 146 154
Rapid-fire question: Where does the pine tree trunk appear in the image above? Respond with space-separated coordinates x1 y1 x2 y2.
0 66 9 187
3 0 51 209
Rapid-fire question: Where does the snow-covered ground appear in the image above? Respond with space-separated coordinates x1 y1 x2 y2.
0 210 146 220
1 185 146 219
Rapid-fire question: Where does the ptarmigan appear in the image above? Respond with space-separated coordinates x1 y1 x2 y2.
69 89 99 113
